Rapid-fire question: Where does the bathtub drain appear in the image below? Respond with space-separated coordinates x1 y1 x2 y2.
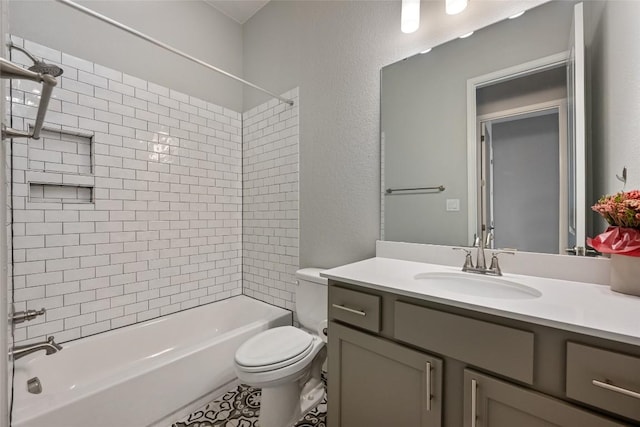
27 377 42 394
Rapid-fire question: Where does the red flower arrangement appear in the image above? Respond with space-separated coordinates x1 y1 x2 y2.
587 190 640 257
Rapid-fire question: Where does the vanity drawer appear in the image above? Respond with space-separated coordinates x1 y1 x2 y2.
394 301 534 384
566 342 640 422
329 286 381 333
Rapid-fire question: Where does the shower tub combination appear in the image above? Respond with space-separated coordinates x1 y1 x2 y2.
12 296 291 427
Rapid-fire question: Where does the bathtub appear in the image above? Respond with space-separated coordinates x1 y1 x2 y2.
12 295 292 427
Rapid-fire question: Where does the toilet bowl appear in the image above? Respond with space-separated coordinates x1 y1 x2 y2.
234 268 328 427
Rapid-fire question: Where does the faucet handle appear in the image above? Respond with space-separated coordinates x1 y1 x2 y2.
11 308 46 324
453 247 472 254
493 250 516 256
47 336 63 351
453 247 474 270
489 251 514 275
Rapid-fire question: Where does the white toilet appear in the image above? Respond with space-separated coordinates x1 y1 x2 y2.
234 268 328 427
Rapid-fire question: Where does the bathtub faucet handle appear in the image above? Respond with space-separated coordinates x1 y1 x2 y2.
47 336 63 353
10 307 46 324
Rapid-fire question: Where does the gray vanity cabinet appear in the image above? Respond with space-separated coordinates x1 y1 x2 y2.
327 281 640 427
463 370 625 427
328 321 443 427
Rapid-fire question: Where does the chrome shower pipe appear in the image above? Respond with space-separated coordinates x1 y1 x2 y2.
55 0 295 107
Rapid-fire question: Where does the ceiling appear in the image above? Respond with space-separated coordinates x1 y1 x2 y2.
204 0 271 24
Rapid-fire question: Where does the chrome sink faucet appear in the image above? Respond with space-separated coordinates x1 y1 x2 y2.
10 336 62 361
454 231 513 276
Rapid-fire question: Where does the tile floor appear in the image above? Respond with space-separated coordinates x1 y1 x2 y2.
171 381 326 427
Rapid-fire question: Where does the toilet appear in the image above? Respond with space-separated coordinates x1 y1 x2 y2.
234 268 328 427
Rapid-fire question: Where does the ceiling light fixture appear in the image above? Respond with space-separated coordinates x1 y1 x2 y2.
420 48 432 54
459 31 474 39
446 0 468 15
401 0 420 34
509 11 526 19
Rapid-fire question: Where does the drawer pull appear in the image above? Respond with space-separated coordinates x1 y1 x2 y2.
425 361 432 411
471 378 478 427
332 304 366 316
592 379 640 400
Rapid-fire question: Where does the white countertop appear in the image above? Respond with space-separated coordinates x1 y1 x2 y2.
321 257 640 347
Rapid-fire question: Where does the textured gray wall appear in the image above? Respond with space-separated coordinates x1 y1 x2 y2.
8 0 244 111
243 0 549 268
590 0 640 212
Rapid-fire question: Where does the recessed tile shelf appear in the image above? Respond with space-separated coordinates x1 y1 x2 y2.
29 183 93 204
27 127 93 175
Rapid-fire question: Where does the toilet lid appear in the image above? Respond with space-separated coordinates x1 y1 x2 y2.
235 326 314 368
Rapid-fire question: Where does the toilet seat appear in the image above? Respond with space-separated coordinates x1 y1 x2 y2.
235 326 315 373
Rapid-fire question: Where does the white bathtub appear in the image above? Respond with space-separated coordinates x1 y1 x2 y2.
12 295 291 427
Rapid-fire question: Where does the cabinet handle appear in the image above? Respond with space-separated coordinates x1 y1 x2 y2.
331 304 366 316
592 379 640 400
425 361 432 411
471 378 478 427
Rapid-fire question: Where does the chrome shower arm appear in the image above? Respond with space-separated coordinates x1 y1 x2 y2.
6 40 39 65
1 57 58 140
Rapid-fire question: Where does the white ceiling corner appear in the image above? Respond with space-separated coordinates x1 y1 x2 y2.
204 0 271 25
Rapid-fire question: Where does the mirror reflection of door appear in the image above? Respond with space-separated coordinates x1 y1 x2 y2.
480 108 567 254
476 66 569 254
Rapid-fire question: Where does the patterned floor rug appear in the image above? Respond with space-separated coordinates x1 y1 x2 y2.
171 380 326 427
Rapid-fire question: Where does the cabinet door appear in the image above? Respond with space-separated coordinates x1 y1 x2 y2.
328 321 442 427
463 369 625 427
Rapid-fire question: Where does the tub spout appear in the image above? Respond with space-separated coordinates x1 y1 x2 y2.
10 336 62 361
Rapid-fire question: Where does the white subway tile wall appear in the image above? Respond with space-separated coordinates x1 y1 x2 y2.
242 89 300 312
9 37 243 344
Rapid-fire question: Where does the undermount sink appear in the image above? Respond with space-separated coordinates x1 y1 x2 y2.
413 272 542 300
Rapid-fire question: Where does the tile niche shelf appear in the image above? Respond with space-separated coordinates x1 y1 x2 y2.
27 126 94 175
29 183 93 204
25 126 95 206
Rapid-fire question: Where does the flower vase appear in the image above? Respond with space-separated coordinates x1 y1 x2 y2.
609 254 640 297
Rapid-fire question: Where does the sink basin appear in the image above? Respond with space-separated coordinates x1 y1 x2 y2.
413 272 542 300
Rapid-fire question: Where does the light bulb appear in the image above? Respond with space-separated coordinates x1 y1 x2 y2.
446 0 468 15
401 0 420 34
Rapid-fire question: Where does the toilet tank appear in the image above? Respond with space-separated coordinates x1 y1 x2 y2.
295 268 328 331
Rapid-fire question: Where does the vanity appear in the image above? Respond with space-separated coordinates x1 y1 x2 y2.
323 255 640 427
327 0 640 424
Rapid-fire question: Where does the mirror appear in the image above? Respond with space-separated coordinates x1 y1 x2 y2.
381 0 626 255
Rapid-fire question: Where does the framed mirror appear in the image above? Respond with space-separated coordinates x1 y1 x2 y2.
381 0 601 255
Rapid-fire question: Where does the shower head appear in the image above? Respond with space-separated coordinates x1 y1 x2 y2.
7 41 64 77
28 61 64 77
